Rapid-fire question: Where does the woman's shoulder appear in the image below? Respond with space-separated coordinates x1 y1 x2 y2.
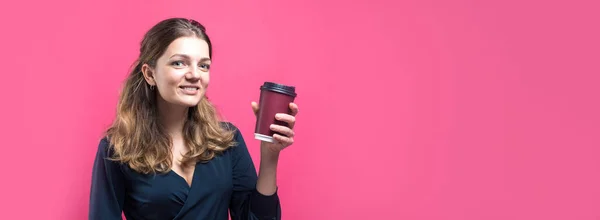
219 121 241 134
218 121 247 148
219 121 236 129
95 136 116 158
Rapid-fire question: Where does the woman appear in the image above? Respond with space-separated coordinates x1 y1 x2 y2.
89 18 299 220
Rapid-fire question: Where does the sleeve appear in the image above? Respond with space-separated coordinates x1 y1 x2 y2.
227 124 282 220
89 138 126 220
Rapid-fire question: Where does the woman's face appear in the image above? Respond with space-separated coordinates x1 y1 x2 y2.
143 36 211 108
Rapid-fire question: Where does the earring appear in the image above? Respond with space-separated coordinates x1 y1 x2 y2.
150 85 155 90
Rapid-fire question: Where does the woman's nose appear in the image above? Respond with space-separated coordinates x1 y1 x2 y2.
186 66 201 80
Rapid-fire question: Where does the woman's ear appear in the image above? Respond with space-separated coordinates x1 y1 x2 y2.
141 63 156 86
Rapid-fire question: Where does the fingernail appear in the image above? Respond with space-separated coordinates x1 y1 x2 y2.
275 114 281 119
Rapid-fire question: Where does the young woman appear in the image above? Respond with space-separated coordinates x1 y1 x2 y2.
89 18 299 220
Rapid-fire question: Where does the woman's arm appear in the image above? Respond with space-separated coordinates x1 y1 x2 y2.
229 102 298 219
255 143 280 196
229 126 281 220
253 102 298 196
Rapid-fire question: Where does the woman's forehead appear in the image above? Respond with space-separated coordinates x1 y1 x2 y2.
163 37 210 60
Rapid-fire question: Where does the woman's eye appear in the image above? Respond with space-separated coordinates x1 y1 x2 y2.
199 64 211 70
171 61 185 67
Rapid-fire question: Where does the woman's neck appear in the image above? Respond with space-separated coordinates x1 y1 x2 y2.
157 97 188 139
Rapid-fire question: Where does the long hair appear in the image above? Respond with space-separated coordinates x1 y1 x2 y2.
105 18 236 174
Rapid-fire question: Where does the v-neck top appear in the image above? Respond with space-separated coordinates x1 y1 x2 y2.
89 123 281 220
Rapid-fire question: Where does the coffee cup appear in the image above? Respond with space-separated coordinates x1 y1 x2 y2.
254 82 297 143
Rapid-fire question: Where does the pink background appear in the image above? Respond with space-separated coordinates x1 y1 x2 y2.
1 0 599 219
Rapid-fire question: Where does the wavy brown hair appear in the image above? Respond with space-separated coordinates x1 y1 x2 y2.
105 18 236 174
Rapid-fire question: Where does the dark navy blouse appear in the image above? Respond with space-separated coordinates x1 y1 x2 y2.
89 123 281 220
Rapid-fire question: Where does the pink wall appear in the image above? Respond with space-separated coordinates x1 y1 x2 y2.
1 0 599 219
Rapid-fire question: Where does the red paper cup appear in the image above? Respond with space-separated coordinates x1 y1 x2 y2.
254 82 297 143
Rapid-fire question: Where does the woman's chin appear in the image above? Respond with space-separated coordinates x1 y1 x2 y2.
162 94 204 108
181 100 201 107
167 97 202 108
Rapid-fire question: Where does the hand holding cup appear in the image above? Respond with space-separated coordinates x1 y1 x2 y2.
252 82 299 152
252 102 298 151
